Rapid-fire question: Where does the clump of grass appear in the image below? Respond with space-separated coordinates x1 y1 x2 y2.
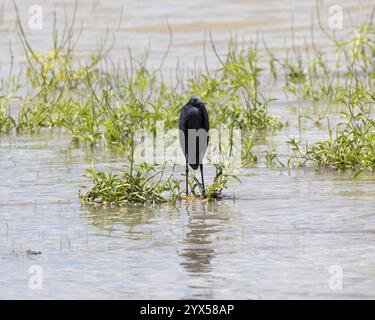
16 99 55 133
309 118 374 172
80 161 238 206
53 98 104 146
80 162 181 205
0 65 20 134
287 89 374 174
264 146 285 167
186 163 240 200
241 133 258 166
204 163 240 200
0 102 15 134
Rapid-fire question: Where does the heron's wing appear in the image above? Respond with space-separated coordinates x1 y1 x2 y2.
178 105 190 155
178 105 190 132
201 103 210 146
201 103 209 131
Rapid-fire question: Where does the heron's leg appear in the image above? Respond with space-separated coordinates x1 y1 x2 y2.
200 164 205 194
185 156 189 196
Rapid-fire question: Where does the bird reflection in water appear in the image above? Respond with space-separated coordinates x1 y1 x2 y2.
179 201 223 275
83 199 231 276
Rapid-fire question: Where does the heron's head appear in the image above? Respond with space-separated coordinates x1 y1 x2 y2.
190 95 202 106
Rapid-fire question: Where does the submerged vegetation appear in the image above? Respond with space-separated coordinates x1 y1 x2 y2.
0 5 374 205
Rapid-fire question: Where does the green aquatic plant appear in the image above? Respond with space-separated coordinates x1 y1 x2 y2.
189 41 283 131
2 8 285 147
286 89 374 173
54 98 104 146
0 95 16 134
0 67 21 133
80 163 180 205
308 118 374 173
204 163 240 200
264 19 374 103
0 104 15 134
186 162 240 200
15 2 105 93
284 21 375 103
241 133 258 167
17 99 55 133
2 6 374 183
80 160 238 205
336 22 375 77
264 146 285 167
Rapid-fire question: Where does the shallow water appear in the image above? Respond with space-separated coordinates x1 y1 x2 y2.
0 0 374 71
1 0 375 299
1 129 374 299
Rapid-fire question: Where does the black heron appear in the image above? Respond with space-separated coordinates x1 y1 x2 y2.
179 95 209 196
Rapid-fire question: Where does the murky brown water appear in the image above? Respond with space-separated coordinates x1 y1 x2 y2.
0 0 375 299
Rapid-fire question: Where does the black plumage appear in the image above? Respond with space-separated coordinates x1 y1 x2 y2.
179 95 209 195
